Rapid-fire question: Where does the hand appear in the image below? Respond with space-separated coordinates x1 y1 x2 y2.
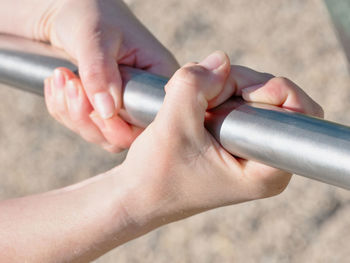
43 0 178 152
116 51 324 227
0 51 324 262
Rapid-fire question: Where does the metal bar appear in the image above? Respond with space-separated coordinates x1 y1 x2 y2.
1 38 350 190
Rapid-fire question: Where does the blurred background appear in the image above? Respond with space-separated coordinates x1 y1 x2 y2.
1 0 350 262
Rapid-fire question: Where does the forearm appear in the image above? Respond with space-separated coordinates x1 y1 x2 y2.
0 0 58 40
0 0 132 43
0 166 144 262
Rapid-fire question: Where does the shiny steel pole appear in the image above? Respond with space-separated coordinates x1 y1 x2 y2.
1 44 350 190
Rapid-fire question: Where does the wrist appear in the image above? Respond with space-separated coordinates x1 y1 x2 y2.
81 165 169 248
114 161 200 234
108 164 166 237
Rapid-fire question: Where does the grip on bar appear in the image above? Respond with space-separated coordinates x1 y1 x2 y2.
0 36 350 190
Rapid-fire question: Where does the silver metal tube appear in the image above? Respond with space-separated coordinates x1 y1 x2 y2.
1 39 350 190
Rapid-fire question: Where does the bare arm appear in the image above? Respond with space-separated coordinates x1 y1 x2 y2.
0 52 323 262
0 168 146 262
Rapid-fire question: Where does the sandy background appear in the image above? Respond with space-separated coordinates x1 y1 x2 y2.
1 0 350 262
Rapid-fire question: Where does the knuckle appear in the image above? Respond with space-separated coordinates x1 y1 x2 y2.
267 77 298 99
175 65 208 85
270 77 293 89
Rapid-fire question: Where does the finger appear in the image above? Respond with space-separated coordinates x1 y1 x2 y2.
44 73 74 130
44 77 58 120
229 65 274 95
63 66 141 151
77 34 122 120
242 77 324 117
64 77 111 146
207 65 274 108
158 51 231 137
89 112 143 149
51 69 78 132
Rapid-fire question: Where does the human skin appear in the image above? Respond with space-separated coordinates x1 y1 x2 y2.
0 0 179 152
0 52 323 262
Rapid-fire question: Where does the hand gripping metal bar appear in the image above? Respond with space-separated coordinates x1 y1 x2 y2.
1 43 350 190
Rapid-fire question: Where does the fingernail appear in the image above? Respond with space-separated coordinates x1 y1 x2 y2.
93 92 115 119
199 51 227 70
66 80 78 99
242 84 264 94
53 69 65 88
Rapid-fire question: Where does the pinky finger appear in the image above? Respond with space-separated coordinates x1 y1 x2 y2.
89 112 143 150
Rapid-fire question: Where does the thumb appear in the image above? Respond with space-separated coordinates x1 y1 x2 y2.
156 51 231 136
77 40 122 120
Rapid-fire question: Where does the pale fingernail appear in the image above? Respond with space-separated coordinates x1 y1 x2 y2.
66 80 78 99
199 51 227 70
242 84 264 94
93 92 115 119
53 69 65 88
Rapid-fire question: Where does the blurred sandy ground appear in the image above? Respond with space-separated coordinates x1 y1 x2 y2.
0 0 350 262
